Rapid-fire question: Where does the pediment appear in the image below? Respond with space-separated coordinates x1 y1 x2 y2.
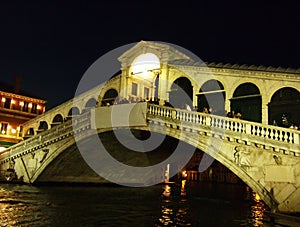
118 40 192 68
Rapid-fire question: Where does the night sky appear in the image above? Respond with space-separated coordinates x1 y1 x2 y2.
0 1 299 109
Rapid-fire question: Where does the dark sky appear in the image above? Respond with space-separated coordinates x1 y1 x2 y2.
1 1 300 109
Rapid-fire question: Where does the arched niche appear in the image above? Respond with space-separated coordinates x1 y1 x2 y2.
230 83 262 122
197 80 225 115
268 87 300 127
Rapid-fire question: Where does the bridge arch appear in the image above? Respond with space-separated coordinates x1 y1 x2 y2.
197 79 225 115
169 77 193 108
230 83 262 122
268 87 300 127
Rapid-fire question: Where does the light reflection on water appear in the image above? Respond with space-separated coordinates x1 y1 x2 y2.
0 182 271 226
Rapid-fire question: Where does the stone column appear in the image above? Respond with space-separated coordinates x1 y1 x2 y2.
158 64 169 105
261 102 268 124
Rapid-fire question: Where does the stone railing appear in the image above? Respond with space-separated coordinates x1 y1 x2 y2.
147 104 300 150
0 112 91 163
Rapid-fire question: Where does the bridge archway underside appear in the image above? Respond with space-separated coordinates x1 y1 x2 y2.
0 104 299 213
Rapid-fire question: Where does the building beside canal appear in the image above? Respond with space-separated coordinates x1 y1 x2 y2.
0 78 46 151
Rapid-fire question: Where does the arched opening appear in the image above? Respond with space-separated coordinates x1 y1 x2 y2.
37 121 48 133
82 98 97 113
197 80 225 115
101 89 118 106
24 127 35 139
51 114 63 127
169 77 193 109
68 107 80 116
131 53 160 80
268 87 300 127
230 83 262 122
85 98 97 108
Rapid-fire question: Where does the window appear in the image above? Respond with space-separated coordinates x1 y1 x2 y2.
23 101 29 112
132 83 138 96
4 98 11 109
31 103 37 113
1 122 8 134
144 87 149 99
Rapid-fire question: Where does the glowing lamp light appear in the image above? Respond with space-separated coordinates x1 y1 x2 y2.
1 130 6 134
1 97 6 102
19 101 24 106
28 103 33 108
131 53 160 78
11 99 16 104
37 105 41 110
11 128 16 134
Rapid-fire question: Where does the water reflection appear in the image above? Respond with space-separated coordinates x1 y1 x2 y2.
249 191 267 226
157 180 192 226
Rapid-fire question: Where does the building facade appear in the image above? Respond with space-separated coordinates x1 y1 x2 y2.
0 80 46 151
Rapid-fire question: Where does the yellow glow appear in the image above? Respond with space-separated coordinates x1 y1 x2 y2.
37 105 41 110
182 170 187 178
7 125 11 129
28 103 33 108
11 128 16 134
11 99 15 104
254 193 261 202
1 130 6 134
19 101 24 106
0 147 7 152
1 97 6 102
131 53 160 78
17 126 20 131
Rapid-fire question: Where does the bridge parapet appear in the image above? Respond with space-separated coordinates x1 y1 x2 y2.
147 104 300 156
0 112 90 165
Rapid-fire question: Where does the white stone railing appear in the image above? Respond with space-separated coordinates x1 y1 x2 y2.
0 111 91 163
147 104 300 145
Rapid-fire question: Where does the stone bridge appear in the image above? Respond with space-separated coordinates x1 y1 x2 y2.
0 40 300 213
0 103 299 213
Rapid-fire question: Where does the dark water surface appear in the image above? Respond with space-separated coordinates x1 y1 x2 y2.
0 181 270 226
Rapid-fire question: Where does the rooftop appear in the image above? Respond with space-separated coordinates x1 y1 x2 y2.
168 59 300 74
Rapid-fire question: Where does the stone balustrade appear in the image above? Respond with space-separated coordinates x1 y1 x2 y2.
1 103 300 164
147 104 300 155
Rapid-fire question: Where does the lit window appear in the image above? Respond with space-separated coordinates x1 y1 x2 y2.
1 97 6 102
0 122 8 134
28 103 33 108
11 99 16 104
37 105 41 110
19 101 24 106
132 83 138 96
11 128 16 134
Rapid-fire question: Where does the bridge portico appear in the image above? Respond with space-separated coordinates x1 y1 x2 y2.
0 41 299 213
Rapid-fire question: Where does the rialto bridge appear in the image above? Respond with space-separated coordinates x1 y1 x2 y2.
0 41 299 213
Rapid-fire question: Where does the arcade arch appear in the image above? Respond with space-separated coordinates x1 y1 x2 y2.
197 80 225 115
169 77 193 108
101 89 118 106
268 87 300 127
230 83 262 122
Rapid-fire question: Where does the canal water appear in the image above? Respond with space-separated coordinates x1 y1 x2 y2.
0 181 273 226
